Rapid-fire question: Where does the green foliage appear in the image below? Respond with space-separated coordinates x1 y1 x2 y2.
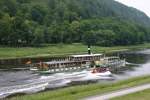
0 0 150 46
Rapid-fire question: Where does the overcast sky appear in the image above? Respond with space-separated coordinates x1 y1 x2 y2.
115 0 150 17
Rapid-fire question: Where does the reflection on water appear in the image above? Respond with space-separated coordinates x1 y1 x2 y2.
1 49 150 98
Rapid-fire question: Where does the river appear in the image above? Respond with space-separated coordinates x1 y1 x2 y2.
0 49 150 98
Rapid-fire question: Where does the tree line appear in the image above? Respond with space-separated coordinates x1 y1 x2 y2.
0 0 150 47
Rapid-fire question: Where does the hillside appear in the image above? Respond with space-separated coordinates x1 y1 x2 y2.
30 0 150 27
0 0 150 46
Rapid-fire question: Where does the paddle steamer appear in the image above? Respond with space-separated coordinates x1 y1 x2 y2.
28 46 125 75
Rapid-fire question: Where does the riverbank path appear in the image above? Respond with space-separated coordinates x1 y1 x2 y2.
83 83 150 100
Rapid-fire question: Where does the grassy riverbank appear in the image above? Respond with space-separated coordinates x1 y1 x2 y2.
1 43 150 59
112 89 150 100
7 75 150 100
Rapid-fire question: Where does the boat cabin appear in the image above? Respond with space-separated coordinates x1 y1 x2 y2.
34 60 87 70
69 54 103 61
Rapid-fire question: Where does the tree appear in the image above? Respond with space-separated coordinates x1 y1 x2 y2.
32 26 45 44
31 5 46 24
0 14 13 45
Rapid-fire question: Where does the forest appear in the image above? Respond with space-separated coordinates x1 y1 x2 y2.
0 0 150 46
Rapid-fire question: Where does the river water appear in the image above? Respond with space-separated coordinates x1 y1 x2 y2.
0 49 150 98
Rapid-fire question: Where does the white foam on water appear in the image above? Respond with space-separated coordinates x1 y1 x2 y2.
40 76 55 80
0 82 49 98
48 79 71 88
126 62 141 66
0 70 113 99
74 71 112 81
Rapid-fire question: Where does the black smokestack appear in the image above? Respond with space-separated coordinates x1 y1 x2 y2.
88 45 91 54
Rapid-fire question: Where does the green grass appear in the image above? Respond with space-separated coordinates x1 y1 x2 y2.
111 89 150 100
0 43 150 59
7 75 150 100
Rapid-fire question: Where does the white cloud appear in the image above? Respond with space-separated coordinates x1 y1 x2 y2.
115 0 150 17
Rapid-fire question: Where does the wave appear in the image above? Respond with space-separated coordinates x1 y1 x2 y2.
0 82 48 98
0 70 113 99
126 62 142 66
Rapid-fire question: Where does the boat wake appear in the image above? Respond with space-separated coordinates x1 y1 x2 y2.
0 70 113 99
126 62 142 66
72 71 112 81
0 82 48 98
